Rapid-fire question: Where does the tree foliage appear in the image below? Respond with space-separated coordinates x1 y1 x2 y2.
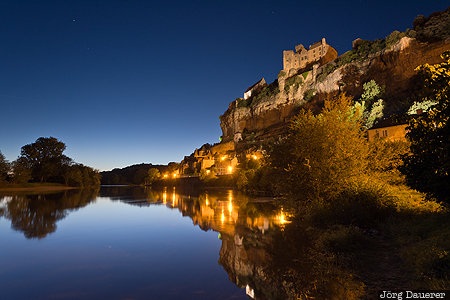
402 51 450 202
145 168 161 185
18 137 68 182
353 80 385 129
0 151 10 182
268 93 368 200
8 137 100 187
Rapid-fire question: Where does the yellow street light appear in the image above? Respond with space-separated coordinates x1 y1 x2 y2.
228 166 233 173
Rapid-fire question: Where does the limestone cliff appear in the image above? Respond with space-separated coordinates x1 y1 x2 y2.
219 8 450 143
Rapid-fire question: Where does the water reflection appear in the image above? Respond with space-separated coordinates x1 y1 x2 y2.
0 189 98 239
0 187 361 299
100 186 297 299
101 186 287 237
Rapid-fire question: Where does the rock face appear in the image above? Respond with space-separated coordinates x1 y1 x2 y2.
219 8 450 143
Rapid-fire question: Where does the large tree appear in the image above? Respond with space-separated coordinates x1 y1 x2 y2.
18 137 69 182
0 151 10 182
402 51 450 202
268 93 368 200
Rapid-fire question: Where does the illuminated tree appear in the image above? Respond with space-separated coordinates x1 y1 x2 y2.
353 80 384 129
402 51 450 202
145 168 161 185
268 93 368 200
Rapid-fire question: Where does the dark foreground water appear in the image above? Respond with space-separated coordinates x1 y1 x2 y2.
0 186 293 300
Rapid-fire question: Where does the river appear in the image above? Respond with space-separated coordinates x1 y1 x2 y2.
0 186 302 300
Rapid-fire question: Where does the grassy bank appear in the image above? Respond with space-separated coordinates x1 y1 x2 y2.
0 182 77 192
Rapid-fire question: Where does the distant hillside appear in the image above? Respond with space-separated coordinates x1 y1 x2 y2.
101 163 178 185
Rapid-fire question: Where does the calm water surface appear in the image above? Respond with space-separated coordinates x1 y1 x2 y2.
0 187 290 300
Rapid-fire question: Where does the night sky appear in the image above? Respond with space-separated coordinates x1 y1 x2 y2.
1 0 447 171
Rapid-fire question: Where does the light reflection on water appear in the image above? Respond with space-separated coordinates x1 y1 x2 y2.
0 186 290 300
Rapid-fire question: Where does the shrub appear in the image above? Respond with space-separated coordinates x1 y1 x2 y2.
251 81 280 106
278 70 286 78
236 97 250 108
284 75 302 93
301 71 310 80
385 30 407 48
303 89 316 101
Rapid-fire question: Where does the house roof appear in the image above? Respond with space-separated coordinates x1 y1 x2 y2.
245 78 266 93
368 117 408 130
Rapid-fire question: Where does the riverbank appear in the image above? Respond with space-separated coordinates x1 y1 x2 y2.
0 183 77 192
277 180 450 298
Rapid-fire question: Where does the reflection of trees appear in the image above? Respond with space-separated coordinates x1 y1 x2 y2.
218 219 365 300
0 189 98 239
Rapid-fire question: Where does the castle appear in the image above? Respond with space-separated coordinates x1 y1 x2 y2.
283 37 336 71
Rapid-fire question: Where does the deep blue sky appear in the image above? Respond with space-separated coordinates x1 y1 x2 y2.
0 0 448 171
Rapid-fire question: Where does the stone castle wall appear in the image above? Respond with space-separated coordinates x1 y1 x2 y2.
283 38 336 71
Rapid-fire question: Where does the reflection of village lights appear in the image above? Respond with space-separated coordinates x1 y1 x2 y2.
221 209 225 223
172 193 176 206
227 166 233 173
227 190 233 215
277 209 290 226
205 194 209 206
163 192 167 204
279 213 286 224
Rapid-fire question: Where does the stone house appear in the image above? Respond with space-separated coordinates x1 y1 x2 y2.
367 124 408 142
215 156 238 176
243 78 267 100
179 144 215 175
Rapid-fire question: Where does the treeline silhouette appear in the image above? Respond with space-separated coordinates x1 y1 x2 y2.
0 137 100 187
101 162 177 185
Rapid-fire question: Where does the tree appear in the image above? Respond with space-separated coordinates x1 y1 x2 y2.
133 168 148 185
11 157 32 184
268 93 368 200
401 51 450 202
0 151 10 182
19 137 68 182
145 168 161 185
353 80 384 129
